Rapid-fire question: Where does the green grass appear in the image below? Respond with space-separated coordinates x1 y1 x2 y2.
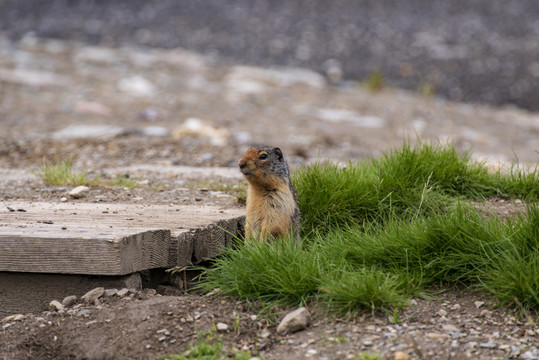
198 141 539 316
363 69 385 92
38 159 138 188
162 334 251 360
38 158 92 186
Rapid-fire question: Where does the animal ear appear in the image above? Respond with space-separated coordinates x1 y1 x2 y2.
274 147 283 161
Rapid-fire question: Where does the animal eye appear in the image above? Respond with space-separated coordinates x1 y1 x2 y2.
259 153 268 160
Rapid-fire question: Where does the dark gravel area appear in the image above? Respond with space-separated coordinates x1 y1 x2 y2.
1 0 538 110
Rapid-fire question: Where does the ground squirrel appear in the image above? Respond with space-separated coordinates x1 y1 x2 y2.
238 146 301 243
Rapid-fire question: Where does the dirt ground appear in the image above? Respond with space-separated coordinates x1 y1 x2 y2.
1 36 538 359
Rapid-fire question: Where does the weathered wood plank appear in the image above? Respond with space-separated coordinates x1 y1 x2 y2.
0 202 244 275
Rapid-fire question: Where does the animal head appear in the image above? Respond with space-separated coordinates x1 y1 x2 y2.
238 146 289 187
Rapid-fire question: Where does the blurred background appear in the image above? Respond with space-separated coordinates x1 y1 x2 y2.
1 0 538 110
1 0 538 180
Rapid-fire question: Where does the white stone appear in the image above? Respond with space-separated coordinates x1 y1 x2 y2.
227 66 325 89
103 288 118 297
1 314 25 323
69 186 90 199
172 118 230 147
49 300 65 311
216 322 228 332
0 68 71 87
276 307 311 335
142 126 170 137
117 75 156 97
75 46 119 64
61 295 77 307
81 287 105 304
117 288 129 297
53 124 125 140
474 301 485 308
315 108 387 128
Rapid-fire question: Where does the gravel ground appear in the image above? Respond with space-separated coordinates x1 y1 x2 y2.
1 0 538 110
1 287 538 360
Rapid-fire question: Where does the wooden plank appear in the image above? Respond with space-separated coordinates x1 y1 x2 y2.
0 202 244 276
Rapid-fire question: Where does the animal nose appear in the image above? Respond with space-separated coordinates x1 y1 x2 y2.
238 160 246 169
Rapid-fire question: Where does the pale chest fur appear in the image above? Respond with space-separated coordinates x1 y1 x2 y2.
246 184 296 238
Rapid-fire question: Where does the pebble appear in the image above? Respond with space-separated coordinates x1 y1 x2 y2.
276 307 311 335
314 108 387 128
49 300 65 311
216 322 228 332
437 309 448 317
68 185 90 199
103 288 118 297
81 287 105 304
1 314 25 323
442 324 459 332
479 340 496 348
61 295 77 307
76 309 91 318
117 288 129 297
54 125 125 140
474 301 485 308
117 75 156 97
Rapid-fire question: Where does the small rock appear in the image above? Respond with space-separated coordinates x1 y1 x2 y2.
480 340 496 349
314 108 386 128
60 197 68 202
69 186 90 199
103 288 118 297
437 309 448 317
474 301 485 308
49 300 65 311
117 288 129 297
54 125 125 140
142 126 169 137
117 75 156 97
216 322 228 332
76 309 91 318
2 314 25 323
158 336 167 342
73 101 112 116
276 307 311 335
172 117 231 147
442 324 459 332
81 287 104 304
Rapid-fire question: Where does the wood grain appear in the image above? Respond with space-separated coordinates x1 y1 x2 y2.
0 202 244 275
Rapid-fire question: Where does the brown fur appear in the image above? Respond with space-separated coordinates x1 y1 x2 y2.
238 146 300 243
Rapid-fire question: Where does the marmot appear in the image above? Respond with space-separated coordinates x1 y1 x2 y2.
238 146 301 243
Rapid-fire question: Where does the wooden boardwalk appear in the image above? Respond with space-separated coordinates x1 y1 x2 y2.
0 201 244 316
1 201 244 275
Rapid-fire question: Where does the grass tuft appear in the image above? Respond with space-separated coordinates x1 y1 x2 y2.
38 158 92 186
38 159 138 188
162 334 251 360
200 141 539 315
